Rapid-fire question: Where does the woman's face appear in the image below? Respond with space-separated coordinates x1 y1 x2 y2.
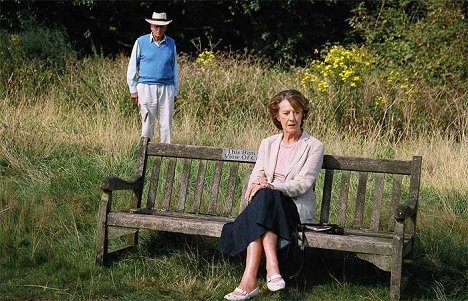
276 99 303 135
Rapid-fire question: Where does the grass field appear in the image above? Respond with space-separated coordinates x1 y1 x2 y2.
0 54 467 300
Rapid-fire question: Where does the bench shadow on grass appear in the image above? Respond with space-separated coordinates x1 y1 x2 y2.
135 232 389 298
122 231 464 300
270 248 390 300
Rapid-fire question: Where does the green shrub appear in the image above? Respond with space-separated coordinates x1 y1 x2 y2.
350 0 467 85
0 26 75 98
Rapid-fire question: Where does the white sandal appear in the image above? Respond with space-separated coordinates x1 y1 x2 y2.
224 286 259 300
266 274 286 292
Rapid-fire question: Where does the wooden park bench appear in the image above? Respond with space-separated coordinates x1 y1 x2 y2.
96 138 422 301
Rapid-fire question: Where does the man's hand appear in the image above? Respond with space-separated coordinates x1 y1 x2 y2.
131 92 139 106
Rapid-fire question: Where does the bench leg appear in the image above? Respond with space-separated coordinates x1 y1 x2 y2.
390 260 402 301
96 192 111 266
390 223 405 301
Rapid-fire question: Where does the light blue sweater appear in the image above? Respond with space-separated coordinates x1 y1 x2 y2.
127 34 178 95
137 34 175 85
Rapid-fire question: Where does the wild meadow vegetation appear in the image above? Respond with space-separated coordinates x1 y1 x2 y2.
1 1 467 300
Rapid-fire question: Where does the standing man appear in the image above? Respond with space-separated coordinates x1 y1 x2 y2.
127 12 178 143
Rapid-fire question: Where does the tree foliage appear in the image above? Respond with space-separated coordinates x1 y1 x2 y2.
0 0 353 65
350 0 468 85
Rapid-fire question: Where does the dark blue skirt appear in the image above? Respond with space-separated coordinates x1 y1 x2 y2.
218 188 300 256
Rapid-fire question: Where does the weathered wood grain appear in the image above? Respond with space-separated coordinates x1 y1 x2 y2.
322 155 413 175
162 157 176 210
177 158 192 212
337 171 351 225
209 161 223 215
353 172 368 228
192 160 207 213
107 211 232 237
388 175 402 231
371 174 385 231
320 169 334 224
223 163 239 216
146 157 161 209
305 232 394 255
239 164 254 212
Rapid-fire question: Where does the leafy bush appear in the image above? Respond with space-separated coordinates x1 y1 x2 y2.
350 0 467 85
300 45 373 133
0 26 75 98
297 0 468 139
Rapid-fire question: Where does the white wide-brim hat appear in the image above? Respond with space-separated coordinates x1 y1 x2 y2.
145 12 172 26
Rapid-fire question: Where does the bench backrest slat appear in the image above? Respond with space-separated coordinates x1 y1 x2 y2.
162 157 177 210
192 160 207 213
370 174 385 231
177 158 192 212
353 172 369 228
209 161 224 214
239 165 254 212
320 169 334 224
337 171 351 225
224 163 240 215
146 157 161 210
388 175 403 231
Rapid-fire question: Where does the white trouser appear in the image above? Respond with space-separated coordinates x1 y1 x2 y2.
137 83 175 143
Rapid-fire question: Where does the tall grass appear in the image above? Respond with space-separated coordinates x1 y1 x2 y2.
0 53 467 300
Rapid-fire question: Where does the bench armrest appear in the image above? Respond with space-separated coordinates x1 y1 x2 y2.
100 175 143 192
393 204 416 221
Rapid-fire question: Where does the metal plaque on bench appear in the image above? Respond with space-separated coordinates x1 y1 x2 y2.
222 148 257 162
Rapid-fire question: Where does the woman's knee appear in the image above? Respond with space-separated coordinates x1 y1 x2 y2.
263 231 278 241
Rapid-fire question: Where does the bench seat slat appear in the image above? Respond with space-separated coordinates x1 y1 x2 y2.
305 232 411 256
107 211 232 237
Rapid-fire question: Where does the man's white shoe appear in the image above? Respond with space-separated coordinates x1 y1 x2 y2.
266 274 286 292
224 287 259 300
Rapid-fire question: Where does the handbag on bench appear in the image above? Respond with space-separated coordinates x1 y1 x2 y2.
298 223 344 251
279 223 344 280
299 223 344 235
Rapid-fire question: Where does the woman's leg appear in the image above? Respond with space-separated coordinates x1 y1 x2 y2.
262 231 282 281
237 237 263 292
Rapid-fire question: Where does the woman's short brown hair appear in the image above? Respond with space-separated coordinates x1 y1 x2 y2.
268 89 309 130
